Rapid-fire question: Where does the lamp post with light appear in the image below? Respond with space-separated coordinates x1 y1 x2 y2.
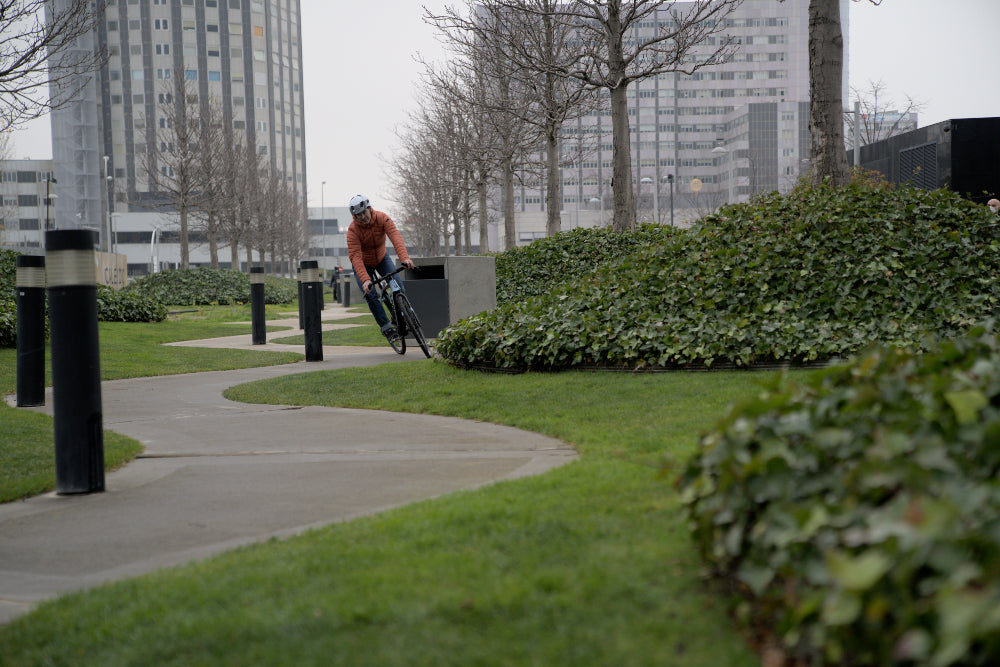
44 174 57 236
320 180 326 280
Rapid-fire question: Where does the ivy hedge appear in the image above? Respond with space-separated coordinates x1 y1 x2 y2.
124 267 298 305
437 176 1000 371
679 327 1000 666
495 224 677 305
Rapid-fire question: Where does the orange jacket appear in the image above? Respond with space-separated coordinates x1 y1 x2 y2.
346 210 411 284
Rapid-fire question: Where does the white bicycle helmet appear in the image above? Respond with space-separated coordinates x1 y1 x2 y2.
349 194 370 216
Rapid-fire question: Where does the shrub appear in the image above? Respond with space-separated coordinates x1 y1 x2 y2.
97 284 168 322
437 179 1000 371
0 249 21 347
124 267 297 305
678 327 1000 666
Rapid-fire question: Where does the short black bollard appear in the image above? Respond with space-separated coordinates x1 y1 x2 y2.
300 260 323 361
16 255 46 407
343 276 351 308
47 229 104 495
250 267 266 345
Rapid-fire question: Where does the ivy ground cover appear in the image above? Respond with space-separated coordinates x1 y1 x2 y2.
437 176 1000 371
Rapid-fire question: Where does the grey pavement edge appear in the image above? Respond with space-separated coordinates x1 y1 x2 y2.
0 303 578 625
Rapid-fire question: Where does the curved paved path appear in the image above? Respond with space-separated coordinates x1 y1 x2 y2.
0 309 577 624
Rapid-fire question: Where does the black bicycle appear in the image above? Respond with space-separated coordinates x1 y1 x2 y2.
369 266 432 358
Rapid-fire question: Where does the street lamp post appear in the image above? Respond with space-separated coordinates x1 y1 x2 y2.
666 174 675 227
320 180 326 279
103 155 113 252
44 175 57 240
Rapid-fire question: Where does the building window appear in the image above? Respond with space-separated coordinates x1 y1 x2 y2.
155 18 168 30
254 25 264 37
183 20 195 31
108 20 118 31
209 71 221 81
132 69 144 80
207 24 219 32
207 48 220 57
18 195 38 207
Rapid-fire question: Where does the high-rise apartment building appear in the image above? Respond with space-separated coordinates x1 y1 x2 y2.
512 0 849 238
49 0 307 273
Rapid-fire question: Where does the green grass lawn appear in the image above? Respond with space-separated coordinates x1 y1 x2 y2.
1 329 807 664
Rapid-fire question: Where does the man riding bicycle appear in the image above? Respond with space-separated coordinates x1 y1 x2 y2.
345 194 415 342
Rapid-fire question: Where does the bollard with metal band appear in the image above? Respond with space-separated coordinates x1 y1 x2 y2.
16 255 46 407
46 229 105 494
250 267 266 345
300 260 323 361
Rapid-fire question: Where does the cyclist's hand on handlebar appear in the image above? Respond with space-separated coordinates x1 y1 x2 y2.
363 280 373 294
402 259 415 270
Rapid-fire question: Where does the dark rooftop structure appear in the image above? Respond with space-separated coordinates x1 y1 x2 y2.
854 117 1000 205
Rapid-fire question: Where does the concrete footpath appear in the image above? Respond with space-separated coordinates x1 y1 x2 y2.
0 304 578 625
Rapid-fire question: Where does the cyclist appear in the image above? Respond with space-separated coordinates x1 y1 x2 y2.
346 194 415 342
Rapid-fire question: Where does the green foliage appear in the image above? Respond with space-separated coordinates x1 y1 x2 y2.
495 224 677 305
438 179 1000 370
679 327 1000 666
96 285 168 322
124 267 297 305
0 249 19 347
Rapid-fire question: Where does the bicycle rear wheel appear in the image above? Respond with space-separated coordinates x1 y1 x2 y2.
380 291 405 354
394 293 432 358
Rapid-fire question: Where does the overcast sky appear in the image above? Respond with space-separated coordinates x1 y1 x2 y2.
9 0 1000 218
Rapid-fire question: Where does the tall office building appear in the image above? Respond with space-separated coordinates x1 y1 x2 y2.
49 0 307 272
513 0 849 238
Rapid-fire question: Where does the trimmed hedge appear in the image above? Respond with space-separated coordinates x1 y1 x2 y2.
679 327 1000 666
97 284 168 322
124 267 297 305
437 176 1000 371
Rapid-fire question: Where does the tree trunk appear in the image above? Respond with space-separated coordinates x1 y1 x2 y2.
477 180 489 253
208 216 219 269
545 120 562 237
503 157 516 250
808 0 850 187
610 83 635 232
179 206 190 269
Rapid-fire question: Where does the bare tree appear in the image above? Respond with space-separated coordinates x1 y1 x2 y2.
426 0 599 238
845 79 922 149
535 0 744 231
140 76 208 269
0 0 107 130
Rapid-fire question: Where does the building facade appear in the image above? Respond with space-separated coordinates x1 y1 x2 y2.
0 160 57 251
510 0 849 238
48 0 307 275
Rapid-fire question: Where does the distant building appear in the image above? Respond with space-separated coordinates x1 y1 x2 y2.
47 0 307 275
0 160 56 251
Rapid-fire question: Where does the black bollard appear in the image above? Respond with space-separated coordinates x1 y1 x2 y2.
300 260 323 361
16 255 46 407
46 229 104 495
250 267 266 345
343 276 351 308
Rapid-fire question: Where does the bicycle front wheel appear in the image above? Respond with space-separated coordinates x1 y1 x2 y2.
394 293 432 358
380 291 405 355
